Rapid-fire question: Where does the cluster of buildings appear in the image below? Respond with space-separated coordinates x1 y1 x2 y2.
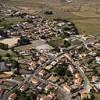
0 9 100 100
0 8 78 41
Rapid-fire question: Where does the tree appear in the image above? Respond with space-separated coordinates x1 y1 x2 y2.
93 68 99 76
26 18 33 23
63 27 70 31
64 40 71 48
44 11 53 15
0 55 2 61
64 75 68 81
91 94 95 100
11 59 19 68
0 43 8 50
53 62 69 77
9 59 20 73
18 36 31 45
19 93 28 100
5 53 12 58
66 70 72 76
4 23 13 29
18 92 37 100
53 64 66 76
0 30 8 38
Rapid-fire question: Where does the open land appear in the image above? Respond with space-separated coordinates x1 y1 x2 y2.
0 37 19 47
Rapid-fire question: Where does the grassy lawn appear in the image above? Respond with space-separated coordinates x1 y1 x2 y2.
48 37 64 48
0 49 14 56
72 19 100 37
94 93 100 100
0 49 18 61
96 66 100 74
0 17 24 27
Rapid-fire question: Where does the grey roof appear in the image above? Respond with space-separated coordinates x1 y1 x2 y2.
0 62 10 72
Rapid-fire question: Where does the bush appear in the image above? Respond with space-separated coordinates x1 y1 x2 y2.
0 55 2 61
5 53 12 58
44 11 53 15
0 43 8 50
18 36 31 45
53 63 72 77
64 40 71 48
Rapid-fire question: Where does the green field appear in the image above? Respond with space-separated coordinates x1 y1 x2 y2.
72 19 100 36
0 17 24 27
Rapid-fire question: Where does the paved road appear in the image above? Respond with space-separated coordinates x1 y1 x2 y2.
80 38 91 51
71 36 92 51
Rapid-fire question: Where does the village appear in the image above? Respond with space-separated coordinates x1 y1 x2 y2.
0 8 100 100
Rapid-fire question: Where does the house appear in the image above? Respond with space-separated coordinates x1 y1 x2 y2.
3 72 14 75
95 56 100 64
28 61 37 70
92 76 100 90
38 70 46 77
81 92 91 100
14 44 33 56
0 62 10 72
84 67 93 72
74 77 83 86
94 43 100 49
20 84 28 92
36 44 53 51
51 61 57 66
0 88 5 97
62 83 72 93
43 93 56 100
79 53 87 59
14 39 51 55
31 77 39 86
39 56 47 64
45 65 53 70
44 84 55 92
86 35 98 45
75 73 81 79
0 35 3 39
0 72 13 79
37 83 46 91
68 64 75 74
8 93 17 100
48 75 59 83
94 82 100 90
92 76 99 83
